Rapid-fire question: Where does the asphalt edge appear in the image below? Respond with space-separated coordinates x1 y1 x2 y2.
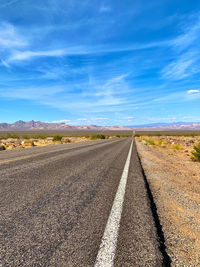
135 140 172 267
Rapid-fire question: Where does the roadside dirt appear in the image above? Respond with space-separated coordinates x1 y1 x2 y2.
0 137 90 150
136 136 200 266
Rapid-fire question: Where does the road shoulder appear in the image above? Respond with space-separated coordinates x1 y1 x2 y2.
114 141 163 266
136 140 200 266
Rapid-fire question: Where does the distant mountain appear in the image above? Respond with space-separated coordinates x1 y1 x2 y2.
129 122 200 130
0 120 132 131
0 120 200 131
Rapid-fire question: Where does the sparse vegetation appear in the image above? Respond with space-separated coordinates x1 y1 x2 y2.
172 144 182 150
135 130 200 136
22 135 29 139
0 130 133 151
5 133 20 139
0 130 132 140
139 137 155 145
147 139 155 145
158 139 164 145
90 134 106 140
135 135 200 164
0 145 6 151
191 142 200 162
53 135 63 141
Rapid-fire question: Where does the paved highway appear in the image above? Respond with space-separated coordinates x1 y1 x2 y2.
0 138 164 266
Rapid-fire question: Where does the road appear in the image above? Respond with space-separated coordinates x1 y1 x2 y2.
0 138 164 266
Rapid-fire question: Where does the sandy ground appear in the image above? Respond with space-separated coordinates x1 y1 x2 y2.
136 136 200 266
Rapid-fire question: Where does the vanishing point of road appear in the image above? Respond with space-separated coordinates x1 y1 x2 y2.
0 138 168 266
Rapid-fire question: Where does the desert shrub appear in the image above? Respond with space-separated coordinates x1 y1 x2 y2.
91 134 106 140
53 135 63 141
191 142 200 162
147 139 155 145
172 144 181 150
22 135 30 139
36 135 47 139
0 145 6 151
116 135 121 138
158 139 164 145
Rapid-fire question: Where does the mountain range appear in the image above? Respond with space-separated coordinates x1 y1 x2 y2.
0 120 132 131
0 120 200 131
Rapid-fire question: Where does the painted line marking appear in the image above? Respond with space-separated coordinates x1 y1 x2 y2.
94 139 133 267
0 155 37 165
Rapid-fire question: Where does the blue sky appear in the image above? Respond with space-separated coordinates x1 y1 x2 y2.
0 0 200 125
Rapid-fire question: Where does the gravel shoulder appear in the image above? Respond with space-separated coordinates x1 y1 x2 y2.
136 138 200 266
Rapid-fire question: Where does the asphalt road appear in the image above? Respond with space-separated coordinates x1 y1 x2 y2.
0 138 163 266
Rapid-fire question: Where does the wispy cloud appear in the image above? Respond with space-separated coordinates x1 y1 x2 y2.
162 14 200 81
9 49 66 62
172 15 200 51
1 59 10 68
0 18 172 67
0 22 27 48
0 86 64 100
154 89 200 103
6 42 170 64
161 52 199 80
1 2 200 125
0 74 130 113
125 116 134 119
52 117 109 125
187 89 200 94
52 119 71 123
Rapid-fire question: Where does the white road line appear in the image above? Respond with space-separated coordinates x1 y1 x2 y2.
94 139 133 267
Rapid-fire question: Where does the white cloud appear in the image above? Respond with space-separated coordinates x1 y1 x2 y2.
187 89 200 94
9 49 66 61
